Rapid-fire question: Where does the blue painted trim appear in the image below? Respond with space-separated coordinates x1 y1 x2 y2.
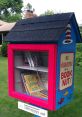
34 115 40 117
56 22 76 110
71 14 82 43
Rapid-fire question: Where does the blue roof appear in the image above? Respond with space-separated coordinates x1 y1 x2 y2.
6 12 82 43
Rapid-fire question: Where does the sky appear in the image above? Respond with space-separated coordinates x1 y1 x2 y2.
23 0 82 25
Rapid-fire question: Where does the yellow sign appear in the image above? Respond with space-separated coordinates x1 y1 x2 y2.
60 53 74 90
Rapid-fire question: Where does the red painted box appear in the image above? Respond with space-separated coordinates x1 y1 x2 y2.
8 44 57 110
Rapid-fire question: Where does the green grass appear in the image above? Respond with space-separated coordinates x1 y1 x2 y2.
0 56 32 117
0 56 82 117
49 66 82 117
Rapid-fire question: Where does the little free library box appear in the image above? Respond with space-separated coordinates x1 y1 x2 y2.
6 12 81 111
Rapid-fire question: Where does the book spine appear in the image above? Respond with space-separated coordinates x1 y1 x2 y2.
21 73 29 94
28 52 35 67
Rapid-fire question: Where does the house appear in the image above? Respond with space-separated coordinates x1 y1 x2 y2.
0 20 7 45
0 10 37 45
6 12 82 110
0 20 16 45
0 20 7 26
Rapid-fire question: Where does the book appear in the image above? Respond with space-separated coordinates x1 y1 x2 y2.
21 73 29 94
24 52 33 67
21 73 48 99
21 73 43 93
39 73 48 90
24 52 42 67
31 91 48 98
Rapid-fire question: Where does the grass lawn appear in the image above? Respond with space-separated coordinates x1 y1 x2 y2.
0 56 82 117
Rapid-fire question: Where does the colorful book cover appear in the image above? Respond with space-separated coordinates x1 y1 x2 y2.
21 73 48 99
23 74 43 94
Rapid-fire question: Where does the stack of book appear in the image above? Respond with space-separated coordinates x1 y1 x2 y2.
21 73 48 99
24 52 41 67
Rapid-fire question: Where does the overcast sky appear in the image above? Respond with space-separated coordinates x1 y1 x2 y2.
23 0 82 24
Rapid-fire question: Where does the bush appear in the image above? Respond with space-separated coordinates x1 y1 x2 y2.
76 43 82 66
1 42 8 57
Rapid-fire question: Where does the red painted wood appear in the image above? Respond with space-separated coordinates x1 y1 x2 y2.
8 44 57 110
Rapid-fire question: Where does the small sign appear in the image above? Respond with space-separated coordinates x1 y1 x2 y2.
60 53 74 90
18 101 48 117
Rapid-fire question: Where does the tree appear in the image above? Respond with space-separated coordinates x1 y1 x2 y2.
24 3 35 12
40 10 54 16
2 14 22 22
76 43 82 66
26 3 32 11
0 0 23 22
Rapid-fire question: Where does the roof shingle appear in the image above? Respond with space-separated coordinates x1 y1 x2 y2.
6 12 82 43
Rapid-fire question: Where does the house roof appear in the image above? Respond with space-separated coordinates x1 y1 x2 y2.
6 12 82 43
0 22 16 33
0 20 7 26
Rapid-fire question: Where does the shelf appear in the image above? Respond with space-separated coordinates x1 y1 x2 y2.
15 66 48 72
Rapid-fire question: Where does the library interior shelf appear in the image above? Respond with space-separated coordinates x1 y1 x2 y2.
14 51 48 100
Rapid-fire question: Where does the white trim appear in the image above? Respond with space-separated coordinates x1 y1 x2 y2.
63 39 73 44
66 29 71 33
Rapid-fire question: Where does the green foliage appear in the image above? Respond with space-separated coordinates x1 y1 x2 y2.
79 26 82 36
1 42 8 57
0 0 23 22
79 26 82 32
76 27 82 66
3 14 22 22
26 3 32 11
40 10 54 16
76 43 82 66
25 3 35 12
